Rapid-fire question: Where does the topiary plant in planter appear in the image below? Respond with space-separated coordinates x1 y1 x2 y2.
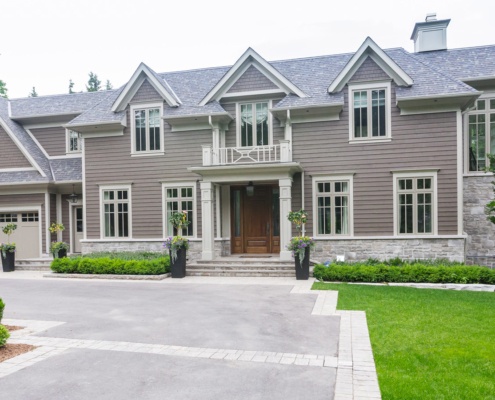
0 223 17 272
49 222 69 258
163 211 190 278
287 210 315 280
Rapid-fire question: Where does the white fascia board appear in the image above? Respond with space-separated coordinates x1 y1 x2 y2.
199 48 307 106
111 63 179 112
328 37 413 93
0 118 46 177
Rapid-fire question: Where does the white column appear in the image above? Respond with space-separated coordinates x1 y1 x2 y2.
279 178 292 261
202 145 212 166
56 193 62 242
284 110 293 161
201 181 215 260
212 127 220 164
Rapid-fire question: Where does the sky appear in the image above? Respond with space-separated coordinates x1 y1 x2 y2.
1 0 494 99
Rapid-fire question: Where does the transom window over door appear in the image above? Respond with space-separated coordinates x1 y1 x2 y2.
101 187 131 238
164 185 195 237
468 98 495 172
349 81 391 142
239 102 269 147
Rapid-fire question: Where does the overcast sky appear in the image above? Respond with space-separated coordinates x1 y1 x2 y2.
1 0 494 99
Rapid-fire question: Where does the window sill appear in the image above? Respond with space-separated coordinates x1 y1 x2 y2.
348 137 391 144
131 151 165 157
463 172 494 177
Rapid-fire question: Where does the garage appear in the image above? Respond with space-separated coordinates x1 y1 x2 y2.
0 211 40 259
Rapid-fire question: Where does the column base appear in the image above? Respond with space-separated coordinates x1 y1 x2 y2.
202 250 214 261
279 250 292 262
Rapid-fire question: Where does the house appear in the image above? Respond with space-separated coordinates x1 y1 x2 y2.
0 15 494 266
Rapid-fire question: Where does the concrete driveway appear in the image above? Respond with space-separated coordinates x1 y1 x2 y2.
0 276 343 399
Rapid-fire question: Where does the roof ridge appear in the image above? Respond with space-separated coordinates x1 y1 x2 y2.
396 48 478 93
10 89 115 101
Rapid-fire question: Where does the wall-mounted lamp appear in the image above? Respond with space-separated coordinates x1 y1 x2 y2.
246 181 254 197
69 184 78 204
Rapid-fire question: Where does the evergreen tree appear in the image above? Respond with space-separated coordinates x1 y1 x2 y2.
0 80 8 98
86 72 101 92
68 79 74 94
29 87 38 97
105 79 113 90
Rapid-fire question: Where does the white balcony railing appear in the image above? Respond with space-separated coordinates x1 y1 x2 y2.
202 140 291 166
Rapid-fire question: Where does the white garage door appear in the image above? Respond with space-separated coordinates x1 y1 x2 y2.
0 212 40 259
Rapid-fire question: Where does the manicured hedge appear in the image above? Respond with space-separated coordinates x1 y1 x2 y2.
0 298 4 324
73 251 166 261
0 324 9 347
51 256 170 275
313 261 495 284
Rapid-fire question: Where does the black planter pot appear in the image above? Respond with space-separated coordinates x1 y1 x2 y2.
170 247 186 278
57 249 68 258
294 247 310 280
1 251 15 272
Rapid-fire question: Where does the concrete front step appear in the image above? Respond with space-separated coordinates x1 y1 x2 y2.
15 258 53 271
186 269 297 277
195 259 292 265
187 264 294 271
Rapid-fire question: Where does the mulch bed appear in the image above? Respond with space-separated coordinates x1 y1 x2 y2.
0 325 37 363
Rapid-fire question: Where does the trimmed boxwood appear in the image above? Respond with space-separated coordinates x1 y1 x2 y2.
313 261 495 284
51 255 170 275
0 324 9 347
0 297 4 324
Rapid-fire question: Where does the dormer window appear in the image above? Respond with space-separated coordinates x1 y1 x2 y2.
66 129 82 153
238 101 270 147
348 81 391 143
130 103 164 155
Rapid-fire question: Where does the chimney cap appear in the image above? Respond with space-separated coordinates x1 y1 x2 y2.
425 13 437 22
410 17 451 41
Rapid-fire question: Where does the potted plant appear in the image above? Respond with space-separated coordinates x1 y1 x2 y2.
163 211 190 278
287 210 315 280
0 223 17 272
49 222 68 258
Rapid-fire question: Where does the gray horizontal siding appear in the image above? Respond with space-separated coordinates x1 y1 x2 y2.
0 126 33 168
292 85 458 236
227 65 278 93
61 195 70 244
30 126 66 157
349 56 390 82
84 106 210 239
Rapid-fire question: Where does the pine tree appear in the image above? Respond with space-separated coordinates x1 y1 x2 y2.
105 80 113 90
68 79 74 94
86 72 101 92
0 80 8 98
29 87 38 97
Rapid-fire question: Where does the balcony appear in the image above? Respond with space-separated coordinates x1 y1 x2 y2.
202 140 291 166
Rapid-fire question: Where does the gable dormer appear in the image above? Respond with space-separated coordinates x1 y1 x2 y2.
112 63 181 112
200 48 307 106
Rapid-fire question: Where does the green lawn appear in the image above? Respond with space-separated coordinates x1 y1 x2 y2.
312 283 495 400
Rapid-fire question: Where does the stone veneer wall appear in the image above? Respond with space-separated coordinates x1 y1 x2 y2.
80 239 231 262
312 238 465 263
464 175 495 267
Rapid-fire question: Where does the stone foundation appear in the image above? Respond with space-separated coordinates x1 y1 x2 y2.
81 239 231 262
463 175 495 261
313 238 465 262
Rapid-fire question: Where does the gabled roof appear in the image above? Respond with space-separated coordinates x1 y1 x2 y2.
199 48 307 106
112 63 181 112
328 37 414 93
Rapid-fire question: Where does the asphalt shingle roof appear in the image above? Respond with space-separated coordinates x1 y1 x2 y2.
49 158 82 181
66 88 125 126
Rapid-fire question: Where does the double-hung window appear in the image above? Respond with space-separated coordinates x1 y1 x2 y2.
394 172 437 235
313 175 354 236
163 184 196 237
131 103 163 154
239 101 270 147
101 186 131 238
66 129 82 153
349 82 391 142
467 98 495 172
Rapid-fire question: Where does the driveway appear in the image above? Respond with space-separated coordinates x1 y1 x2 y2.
0 276 341 399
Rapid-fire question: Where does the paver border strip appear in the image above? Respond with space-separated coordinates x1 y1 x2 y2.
43 273 171 281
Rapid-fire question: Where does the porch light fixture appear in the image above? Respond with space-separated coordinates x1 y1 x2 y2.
69 184 78 204
246 181 254 197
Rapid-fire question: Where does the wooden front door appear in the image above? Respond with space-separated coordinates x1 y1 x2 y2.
231 185 280 254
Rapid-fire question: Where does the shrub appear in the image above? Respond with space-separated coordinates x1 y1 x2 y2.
51 255 170 275
0 298 4 324
0 324 9 347
313 261 495 285
72 251 166 261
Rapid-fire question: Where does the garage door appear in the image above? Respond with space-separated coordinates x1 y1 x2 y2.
0 212 40 259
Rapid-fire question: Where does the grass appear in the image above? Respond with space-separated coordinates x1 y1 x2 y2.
313 282 495 400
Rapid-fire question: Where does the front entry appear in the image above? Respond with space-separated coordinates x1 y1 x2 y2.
72 206 84 253
231 185 280 254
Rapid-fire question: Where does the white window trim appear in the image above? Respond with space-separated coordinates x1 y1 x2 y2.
99 184 133 239
464 92 495 174
312 174 354 237
348 81 392 143
130 102 165 156
162 182 197 238
236 100 273 148
66 129 82 154
392 170 438 236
